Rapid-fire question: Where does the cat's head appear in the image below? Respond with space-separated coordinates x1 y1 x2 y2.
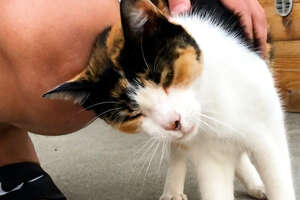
43 0 203 143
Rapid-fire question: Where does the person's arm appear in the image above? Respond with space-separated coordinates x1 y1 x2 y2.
0 0 120 133
168 0 267 58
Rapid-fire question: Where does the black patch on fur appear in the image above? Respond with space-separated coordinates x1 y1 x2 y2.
82 64 136 121
119 9 200 87
78 58 141 123
42 81 92 97
151 0 169 7
97 26 112 48
188 0 258 52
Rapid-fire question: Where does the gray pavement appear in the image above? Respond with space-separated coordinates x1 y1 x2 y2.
30 113 300 200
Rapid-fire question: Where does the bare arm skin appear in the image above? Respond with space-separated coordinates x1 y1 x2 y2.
0 0 120 166
0 0 120 134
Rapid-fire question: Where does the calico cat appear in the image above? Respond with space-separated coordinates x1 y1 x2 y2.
43 0 296 199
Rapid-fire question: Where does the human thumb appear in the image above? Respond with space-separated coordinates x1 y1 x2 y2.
168 0 191 15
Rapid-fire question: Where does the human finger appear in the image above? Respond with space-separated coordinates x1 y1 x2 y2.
168 0 191 15
247 0 268 57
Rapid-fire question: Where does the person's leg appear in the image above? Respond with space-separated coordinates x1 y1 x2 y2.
0 124 66 200
0 124 39 167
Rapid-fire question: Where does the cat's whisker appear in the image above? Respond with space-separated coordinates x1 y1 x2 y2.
153 48 164 73
79 101 119 112
111 114 121 124
128 138 155 181
195 116 220 135
96 107 123 118
202 120 220 135
203 110 221 115
138 139 157 167
197 123 208 134
195 113 242 139
137 139 158 184
81 108 123 130
134 139 157 181
200 113 239 133
126 138 155 184
113 114 127 129
143 140 160 184
131 138 154 159
109 109 123 122
129 138 156 183
166 140 171 161
140 38 152 73
198 117 217 130
132 138 155 158
137 137 167 177
158 140 167 171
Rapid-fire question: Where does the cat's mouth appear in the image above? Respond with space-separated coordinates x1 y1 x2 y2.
177 125 196 140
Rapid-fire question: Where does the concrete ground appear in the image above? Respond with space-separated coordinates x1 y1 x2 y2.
30 113 300 200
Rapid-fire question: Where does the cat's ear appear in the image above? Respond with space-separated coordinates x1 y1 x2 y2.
42 81 91 105
120 0 167 40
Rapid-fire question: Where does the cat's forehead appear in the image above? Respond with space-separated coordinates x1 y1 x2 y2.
105 21 202 89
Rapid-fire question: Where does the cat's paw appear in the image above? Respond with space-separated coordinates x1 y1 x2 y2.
159 193 188 200
247 185 267 199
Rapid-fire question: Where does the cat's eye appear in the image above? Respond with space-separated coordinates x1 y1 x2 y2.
129 113 144 120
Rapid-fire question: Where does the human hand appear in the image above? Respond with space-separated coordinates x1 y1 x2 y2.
168 0 191 15
219 0 267 58
168 0 267 58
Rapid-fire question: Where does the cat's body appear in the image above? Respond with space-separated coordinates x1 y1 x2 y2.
44 0 295 199
157 11 294 200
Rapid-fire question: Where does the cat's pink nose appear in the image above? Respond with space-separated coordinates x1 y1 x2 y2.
163 113 181 131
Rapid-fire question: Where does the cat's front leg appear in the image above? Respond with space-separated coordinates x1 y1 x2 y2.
193 152 236 200
248 129 295 200
160 143 188 200
236 152 266 199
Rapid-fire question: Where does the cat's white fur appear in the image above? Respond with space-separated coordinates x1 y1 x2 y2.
134 13 296 200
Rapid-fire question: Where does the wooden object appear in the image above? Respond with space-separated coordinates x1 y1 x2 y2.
265 3 300 41
259 0 300 112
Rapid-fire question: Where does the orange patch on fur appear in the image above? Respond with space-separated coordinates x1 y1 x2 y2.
171 46 202 87
114 116 142 133
106 22 124 69
160 66 171 85
111 78 129 98
156 0 170 16
143 79 160 89
69 70 87 82
136 0 163 17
